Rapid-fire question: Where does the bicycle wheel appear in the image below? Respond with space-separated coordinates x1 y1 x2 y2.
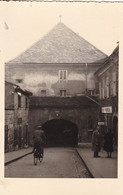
34 153 38 165
39 153 43 163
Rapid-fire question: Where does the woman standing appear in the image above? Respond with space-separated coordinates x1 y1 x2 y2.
103 129 114 158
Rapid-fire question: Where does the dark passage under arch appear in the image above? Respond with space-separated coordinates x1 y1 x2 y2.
42 119 78 147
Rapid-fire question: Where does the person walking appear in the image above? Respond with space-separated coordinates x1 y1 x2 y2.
92 126 101 158
103 129 114 158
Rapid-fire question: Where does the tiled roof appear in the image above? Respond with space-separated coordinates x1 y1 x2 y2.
5 81 32 96
9 23 107 64
95 45 119 75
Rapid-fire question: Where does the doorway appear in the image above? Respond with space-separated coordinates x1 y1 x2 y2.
19 126 22 148
113 116 118 146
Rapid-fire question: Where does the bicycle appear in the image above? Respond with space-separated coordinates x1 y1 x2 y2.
33 148 43 165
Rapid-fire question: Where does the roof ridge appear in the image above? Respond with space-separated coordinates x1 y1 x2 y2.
57 22 107 56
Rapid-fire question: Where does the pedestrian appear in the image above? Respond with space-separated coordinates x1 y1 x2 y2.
103 129 114 158
92 126 101 158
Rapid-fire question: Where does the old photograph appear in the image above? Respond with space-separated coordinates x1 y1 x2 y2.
2 2 120 179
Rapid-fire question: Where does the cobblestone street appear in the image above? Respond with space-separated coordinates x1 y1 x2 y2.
5 147 91 178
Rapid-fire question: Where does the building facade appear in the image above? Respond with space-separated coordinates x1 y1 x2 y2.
95 46 119 146
6 23 116 146
5 23 107 97
5 81 32 152
28 96 100 146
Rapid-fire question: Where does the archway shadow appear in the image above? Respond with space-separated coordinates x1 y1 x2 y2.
42 119 78 147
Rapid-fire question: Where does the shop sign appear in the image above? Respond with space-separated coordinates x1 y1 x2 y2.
102 106 112 113
98 122 105 125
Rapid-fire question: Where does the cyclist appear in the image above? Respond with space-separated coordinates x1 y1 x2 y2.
32 126 46 158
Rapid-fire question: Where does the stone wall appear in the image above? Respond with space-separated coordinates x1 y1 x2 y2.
5 82 31 152
28 97 99 145
5 110 15 152
5 82 15 109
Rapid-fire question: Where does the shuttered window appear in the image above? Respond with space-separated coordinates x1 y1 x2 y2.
59 70 67 81
60 90 66 97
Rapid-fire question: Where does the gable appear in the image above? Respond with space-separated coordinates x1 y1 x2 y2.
9 23 107 64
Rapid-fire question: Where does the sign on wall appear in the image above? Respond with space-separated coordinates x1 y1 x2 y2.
102 106 112 113
98 122 105 125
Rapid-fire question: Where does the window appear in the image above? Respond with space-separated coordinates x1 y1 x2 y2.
18 118 22 124
101 77 105 99
60 90 66 97
109 80 113 96
59 70 67 81
88 90 94 96
112 72 116 96
5 125 8 151
18 94 21 108
14 129 18 146
19 126 22 148
113 81 116 96
41 90 46 96
99 82 101 99
25 125 28 145
109 71 116 97
25 97 28 108
102 88 105 99
106 77 109 98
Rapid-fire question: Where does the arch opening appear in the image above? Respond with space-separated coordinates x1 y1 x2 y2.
42 119 78 147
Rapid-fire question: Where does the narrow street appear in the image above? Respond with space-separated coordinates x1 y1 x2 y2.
5 147 91 178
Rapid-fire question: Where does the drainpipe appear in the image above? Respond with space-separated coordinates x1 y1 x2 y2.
85 63 88 95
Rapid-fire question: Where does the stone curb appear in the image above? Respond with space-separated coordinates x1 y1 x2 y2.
5 151 33 166
76 148 94 178
76 148 103 178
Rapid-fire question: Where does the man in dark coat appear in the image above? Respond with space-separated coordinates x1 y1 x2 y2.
92 126 101 158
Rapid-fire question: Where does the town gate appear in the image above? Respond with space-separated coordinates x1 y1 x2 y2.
28 96 99 146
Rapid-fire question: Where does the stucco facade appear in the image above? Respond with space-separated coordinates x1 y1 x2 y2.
5 23 107 97
5 63 102 97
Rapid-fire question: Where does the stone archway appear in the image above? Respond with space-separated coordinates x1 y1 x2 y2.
112 116 118 146
42 119 78 147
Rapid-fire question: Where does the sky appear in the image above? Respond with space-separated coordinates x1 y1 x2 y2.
0 2 123 62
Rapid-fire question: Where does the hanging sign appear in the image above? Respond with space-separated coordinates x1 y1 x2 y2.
102 106 112 113
98 122 105 125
